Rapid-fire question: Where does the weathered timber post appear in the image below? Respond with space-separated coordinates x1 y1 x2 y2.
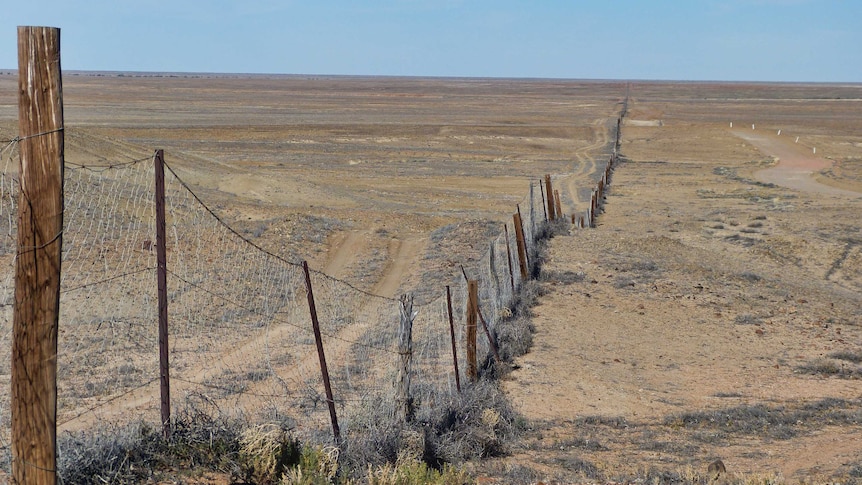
516 204 530 269
554 189 562 221
445 286 461 393
459 268 502 367
503 224 515 293
537 179 548 222
512 212 528 280
13 26 63 485
488 241 501 319
545 174 555 221
465 280 479 382
395 294 414 422
154 149 171 440
528 181 537 239
302 261 341 443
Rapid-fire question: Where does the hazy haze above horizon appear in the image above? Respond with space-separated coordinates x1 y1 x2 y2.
2 0 860 83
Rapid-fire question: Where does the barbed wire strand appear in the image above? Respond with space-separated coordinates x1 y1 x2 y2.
59 267 156 294
166 268 399 355
65 154 154 172
57 377 160 427
161 157 400 303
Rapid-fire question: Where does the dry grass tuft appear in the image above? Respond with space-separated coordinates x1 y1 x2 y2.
239 423 300 484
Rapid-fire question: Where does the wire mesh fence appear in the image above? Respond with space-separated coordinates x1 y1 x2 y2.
0 136 559 471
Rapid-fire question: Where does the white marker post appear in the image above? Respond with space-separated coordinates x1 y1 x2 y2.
777 129 781 135
795 137 799 143
813 147 816 154
730 122 733 128
752 124 755 130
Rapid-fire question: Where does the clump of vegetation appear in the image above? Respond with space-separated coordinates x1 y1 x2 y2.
797 358 842 376
280 444 340 484
738 271 762 282
365 461 471 485
540 269 586 285
797 357 862 378
664 398 862 442
733 313 760 325
239 424 302 484
341 380 521 475
829 350 862 364
57 402 246 484
54 404 477 484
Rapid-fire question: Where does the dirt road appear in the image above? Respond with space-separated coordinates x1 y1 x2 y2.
734 129 861 198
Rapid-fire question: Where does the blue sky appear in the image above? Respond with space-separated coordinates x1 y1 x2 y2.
2 0 860 82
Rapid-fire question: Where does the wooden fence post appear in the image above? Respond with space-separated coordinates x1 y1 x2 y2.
302 261 341 443
545 174 555 221
529 181 537 238
12 26 63 485
554 189 562 222
445 286 461 393
503 224 515 293
488 241 501 317
395 294 414 422
466 280 479 382
458 268 502 367
512 212 528 280
154 149 171 440
537 179 548 222
516 204 531 268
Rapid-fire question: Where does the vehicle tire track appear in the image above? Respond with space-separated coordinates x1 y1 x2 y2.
565 118 610 209
59 234 427 432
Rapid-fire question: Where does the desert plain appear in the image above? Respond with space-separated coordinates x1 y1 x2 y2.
1 73 861 483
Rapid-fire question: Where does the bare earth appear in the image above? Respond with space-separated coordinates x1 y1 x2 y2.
492 87 862 483
1 75 862 482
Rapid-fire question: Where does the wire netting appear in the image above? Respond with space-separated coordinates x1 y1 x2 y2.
0 136 555 470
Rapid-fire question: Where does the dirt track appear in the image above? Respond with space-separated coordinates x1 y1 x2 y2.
734 129 862 198
492 116 862 482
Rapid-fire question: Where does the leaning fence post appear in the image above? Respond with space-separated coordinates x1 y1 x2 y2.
466 280 479 382
516 204 531 269
545 174 555 221
12 26 63 485
154 149 171 440
503 224 515 293
445 286 461 393
302 261 341 443
475 303 502 365
512 212 528 280
537 179 548 222
395 294 414 422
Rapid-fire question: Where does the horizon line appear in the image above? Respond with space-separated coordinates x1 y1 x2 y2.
0 68 860 86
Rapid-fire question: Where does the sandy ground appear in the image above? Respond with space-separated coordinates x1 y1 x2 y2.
492 119 862 482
